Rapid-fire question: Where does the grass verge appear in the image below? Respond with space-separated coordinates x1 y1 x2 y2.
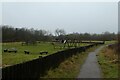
41 45 101 78
97 46 118 78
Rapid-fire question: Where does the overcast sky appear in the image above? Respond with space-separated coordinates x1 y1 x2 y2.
2 2 118 34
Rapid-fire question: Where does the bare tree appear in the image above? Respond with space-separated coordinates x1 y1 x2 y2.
55 28 66 36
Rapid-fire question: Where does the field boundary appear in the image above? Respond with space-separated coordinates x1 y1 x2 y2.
2 42 104 79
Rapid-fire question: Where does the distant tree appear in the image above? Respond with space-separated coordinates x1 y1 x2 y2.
1 25 117 42
1 25 54 42
101 31 116 41
55 28 66 40
55 28 66 36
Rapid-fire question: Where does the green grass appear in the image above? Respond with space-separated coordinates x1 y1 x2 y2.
2 42 89 67
2 42 61 54
104 41 117 45
2 40 116 67
41 45 101 78
2 42 62 66
97 47 118 78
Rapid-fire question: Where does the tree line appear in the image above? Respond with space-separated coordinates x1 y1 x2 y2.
1 25 117 42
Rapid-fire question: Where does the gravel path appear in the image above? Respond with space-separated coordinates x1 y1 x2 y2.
77 46 104 78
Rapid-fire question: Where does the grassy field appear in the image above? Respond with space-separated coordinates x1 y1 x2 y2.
2 41 116 67
41 45 101 78
2 42 89 67
104 40 117 45
97 45 118 78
